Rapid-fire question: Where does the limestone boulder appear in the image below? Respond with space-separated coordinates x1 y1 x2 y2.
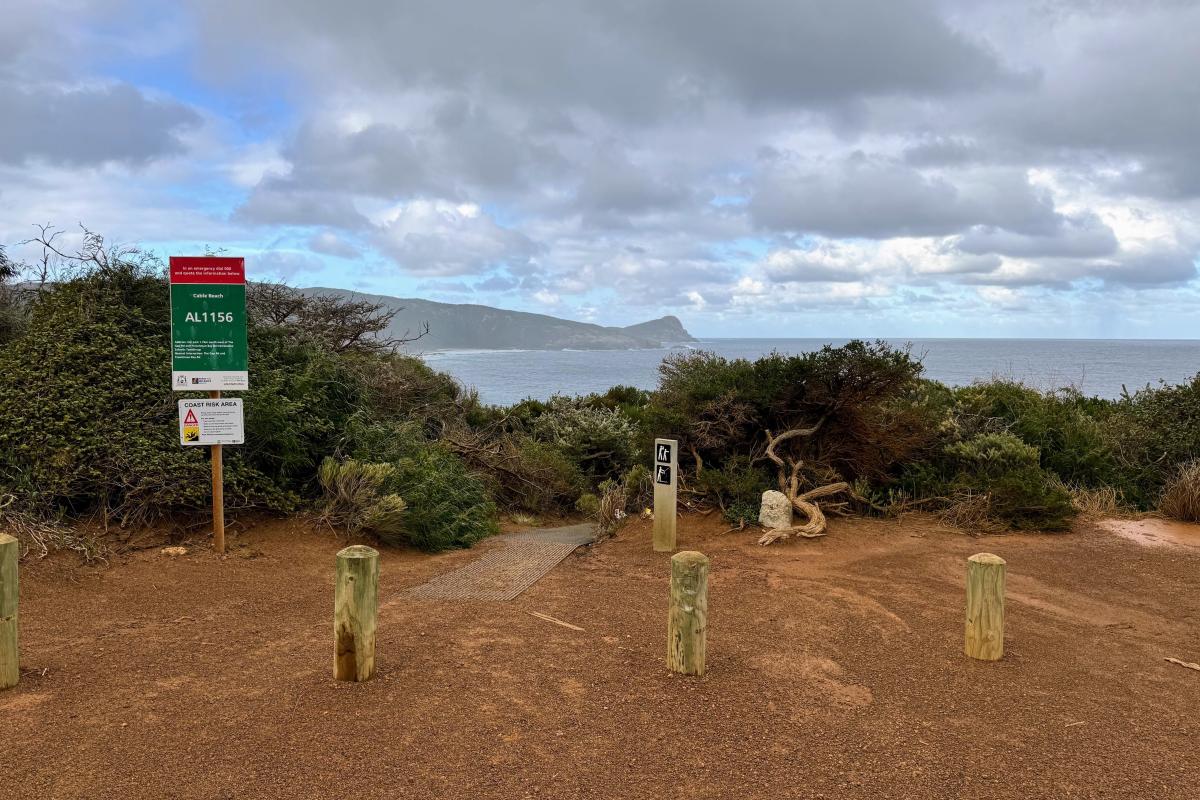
758 490 793 530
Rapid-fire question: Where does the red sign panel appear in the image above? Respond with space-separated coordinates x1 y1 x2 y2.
169 256 245 285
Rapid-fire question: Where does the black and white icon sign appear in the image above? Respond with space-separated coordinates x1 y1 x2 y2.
655 464 672 485
656 443 672 464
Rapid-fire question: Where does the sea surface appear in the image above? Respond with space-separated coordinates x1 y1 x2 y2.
421 338 1200 406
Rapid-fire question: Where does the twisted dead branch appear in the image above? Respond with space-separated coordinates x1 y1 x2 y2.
757 419 850 545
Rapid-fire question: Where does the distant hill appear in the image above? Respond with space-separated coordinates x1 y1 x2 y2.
303 288 696 351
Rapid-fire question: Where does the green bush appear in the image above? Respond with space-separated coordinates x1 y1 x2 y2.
508 438 586 512
951 381 1124 492
1105 378 1200 505
316 457 407 537
531 396 638 481
0 264 292 522
943 432 1075 530
385 444 498 551
575 492 600 517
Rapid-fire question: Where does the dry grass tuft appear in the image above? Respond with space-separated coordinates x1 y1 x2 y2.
0 497 109 564
936 490 1005 534
1049 480 1128 518
594 481 629 541
1159 461 1200 522
509 512 540 528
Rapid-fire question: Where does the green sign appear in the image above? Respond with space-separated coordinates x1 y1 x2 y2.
169 257 248 391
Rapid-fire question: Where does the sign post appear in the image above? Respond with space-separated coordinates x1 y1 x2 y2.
170 257 248 554
653 438 678 552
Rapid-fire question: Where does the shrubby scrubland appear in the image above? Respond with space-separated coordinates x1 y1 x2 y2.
1 235 1199 558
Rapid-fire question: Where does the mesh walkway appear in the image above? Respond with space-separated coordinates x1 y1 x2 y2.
407 524 595 601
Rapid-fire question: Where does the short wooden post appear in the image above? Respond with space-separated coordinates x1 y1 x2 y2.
0 533 18 690
653 438 678 552
667 551 708 676
334 545 379 681
964 552 1006 661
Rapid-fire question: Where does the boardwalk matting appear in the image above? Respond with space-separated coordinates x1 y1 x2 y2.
408 525 595 601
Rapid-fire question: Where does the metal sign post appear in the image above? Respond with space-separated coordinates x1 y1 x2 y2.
653 438 678 552
170 257 248 555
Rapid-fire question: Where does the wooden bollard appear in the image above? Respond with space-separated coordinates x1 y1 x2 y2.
964 552 1006 661
667 551 708 676
334 545 379 682
1 533 18 690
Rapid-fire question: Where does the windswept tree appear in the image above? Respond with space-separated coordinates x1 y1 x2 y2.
247 281 428 355
648 341 930 543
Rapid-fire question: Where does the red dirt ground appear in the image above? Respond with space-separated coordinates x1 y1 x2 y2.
4 513 1200 799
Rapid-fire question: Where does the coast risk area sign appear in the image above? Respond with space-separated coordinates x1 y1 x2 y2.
179 398 245 446
170 256 248 391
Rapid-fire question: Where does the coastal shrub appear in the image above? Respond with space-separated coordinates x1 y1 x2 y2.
575 492 600 517
316 457 407 537
694 456 773 514
0 263 293 522
647 342 928 499
942 433 1075 530
1105 378 1200 505
385 444 498 550
620 464 653 510
531 396 638 481
1158 460 1200 522
241 326 365 493
951 381 1124 493
507 439 586 512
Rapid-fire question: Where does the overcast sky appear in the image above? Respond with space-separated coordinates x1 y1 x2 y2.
2 0 1198 337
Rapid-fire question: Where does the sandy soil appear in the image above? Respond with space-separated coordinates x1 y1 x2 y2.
4 513 1200 799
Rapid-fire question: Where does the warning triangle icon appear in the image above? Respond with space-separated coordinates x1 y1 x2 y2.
184 409 199 425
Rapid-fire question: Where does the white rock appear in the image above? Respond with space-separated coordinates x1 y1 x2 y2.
759 490 793 530
161 546 188 557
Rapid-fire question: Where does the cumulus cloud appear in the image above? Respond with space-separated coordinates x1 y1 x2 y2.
0 82 200 167
2 0 1199 336
373 200 538 277
750 155 1062 239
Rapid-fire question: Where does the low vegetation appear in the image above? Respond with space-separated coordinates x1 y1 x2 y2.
2 231 1199 559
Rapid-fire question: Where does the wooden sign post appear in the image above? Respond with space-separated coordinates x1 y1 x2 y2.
209 391 225 553
170 256 248 555
653 438 678 552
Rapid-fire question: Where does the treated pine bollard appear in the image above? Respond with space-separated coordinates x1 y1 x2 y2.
1 533 18 690
334 545 379 682
964 552 1006 661
667 551 709 676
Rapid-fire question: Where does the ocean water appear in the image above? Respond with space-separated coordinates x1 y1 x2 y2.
421 338 1200 406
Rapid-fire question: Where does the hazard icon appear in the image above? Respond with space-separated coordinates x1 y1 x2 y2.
182 408 200 442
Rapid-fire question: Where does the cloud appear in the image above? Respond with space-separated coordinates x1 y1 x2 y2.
0 81 200 166
235 188 369 229
187 0 1018 120
955 213 1119 259
373 200 538 277
3 0 1200 337
307 230 361 259
750 155 1062 239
